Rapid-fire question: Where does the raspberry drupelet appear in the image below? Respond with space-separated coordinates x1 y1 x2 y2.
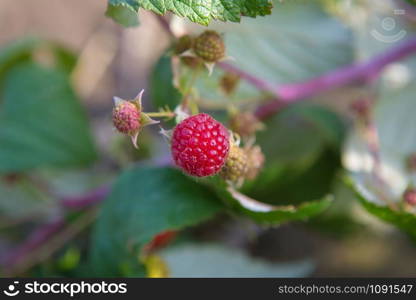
171 113 230 177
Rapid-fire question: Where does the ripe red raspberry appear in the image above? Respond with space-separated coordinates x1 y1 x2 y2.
193 30 225 62
112 101 140 134
171 113 230 177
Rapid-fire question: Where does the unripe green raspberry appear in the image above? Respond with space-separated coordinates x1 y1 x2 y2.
193 30 225 62
221 145 248 184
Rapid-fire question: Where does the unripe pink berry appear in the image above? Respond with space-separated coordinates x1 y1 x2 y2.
112 102 140 134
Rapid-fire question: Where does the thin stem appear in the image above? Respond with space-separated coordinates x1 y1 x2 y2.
217 61 276 92
254 37 416 118
1 218 65 270
146 111 176 118
1 186 109 273
61 185 110 210
4 210 97 276
181 66 201 110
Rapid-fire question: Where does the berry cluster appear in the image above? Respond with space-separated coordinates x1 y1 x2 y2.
112 30 264 183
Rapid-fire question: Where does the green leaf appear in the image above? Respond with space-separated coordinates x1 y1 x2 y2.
186 1 353 106
90 166 223 276
0 38 39 82
209 177 333 225
0 63 97 173
105 3 139 27
160 244 314 277
48 44 78 74
241 104 344 205
106 0 272 27
219 0 353 84
150 55 181 109
0 39 77 82
306 178 365 238
243 149 340 206
258 103 345 166
293 104 346 149
345 177 416 240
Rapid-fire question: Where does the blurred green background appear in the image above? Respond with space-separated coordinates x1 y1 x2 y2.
0 0 416 277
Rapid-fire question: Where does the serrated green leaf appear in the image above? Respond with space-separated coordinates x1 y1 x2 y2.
209 177 333 225
90 166 223 276
0 63 97 173
107 0 272 27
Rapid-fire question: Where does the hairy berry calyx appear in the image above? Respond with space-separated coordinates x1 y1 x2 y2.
171 113 230 177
